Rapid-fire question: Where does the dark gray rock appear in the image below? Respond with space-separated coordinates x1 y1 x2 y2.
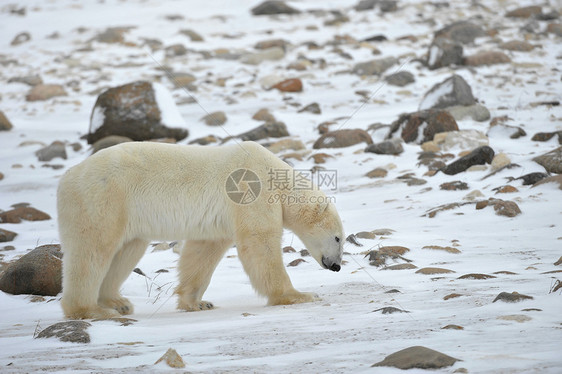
0 244 62 296
373 307 409 314
493 291 533 303
385 71 415 87
87 81 188 144
533 146 562 174
427 38 463 70
365 139 404 155
352 57 397 76
372 346 460 369
419 75 475 110
235 121 289 141
442 146 495 175
515 172 549 185
36 321 91 344
251 1 300 15
355 0 397 12
35 141 67 162
388 110 459 144
298 103 321 114
435 21 486 44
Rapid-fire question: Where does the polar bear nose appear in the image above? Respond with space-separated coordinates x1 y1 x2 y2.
322 257 341 272
329 263 341 272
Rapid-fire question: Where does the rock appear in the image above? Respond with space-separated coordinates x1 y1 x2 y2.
476 198 522 217
458 273 496 280
0 244 62 296
365 139 403 155
310 153 334 164
444 293 462 300
497 315 532 323
531 131 562 143
366 168 388 178
516 172 549 185
440 181 469 191
11 32 31 46
8 75 43 86
35 141 67 162
373 307 409 314
419 75 475 111
388 110 459 144
385 263 417 270
241 47 285 65
0 228 17 242
273 78 303 92
442 324 464 330
93 27 128 44
431 130 489 152
26 84 67 101
427 38 463 70
416 267 455 275
235 121 289 141
255 39 288 50
464 51 511 66
435 20 486 45
506 6 542 18
533 175 562 190
201 111 227 126
0 206 51 223
154 348 186 368
36 321 91 344
165 44 188 57
494 185 519 194
422 245 461 254
87 81 188 144
92 135 133 154
0 111 13 131
547 23 562 37
442 146 494 175
487 122 527 140
288 258 306 267
500 40 534 52
171 73 196 88
179 29 204 42
533 146 562 174
251 1 301 16
252 108 276 123
266 138 305 153
446 104 490 122
491 153 511 171
555 256 562 266
385 71 415 87
352 57 397 76
298 103 321 114
493 291 533 303
313 129 373 149
372 346 459 369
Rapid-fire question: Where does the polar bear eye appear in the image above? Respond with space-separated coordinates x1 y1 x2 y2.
335 236 340 243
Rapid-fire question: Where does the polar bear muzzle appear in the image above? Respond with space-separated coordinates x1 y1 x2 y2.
322 256 341 272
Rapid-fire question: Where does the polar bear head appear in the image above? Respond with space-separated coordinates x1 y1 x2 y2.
284 198 344 272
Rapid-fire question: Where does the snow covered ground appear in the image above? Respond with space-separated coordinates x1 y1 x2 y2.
0 0 561 372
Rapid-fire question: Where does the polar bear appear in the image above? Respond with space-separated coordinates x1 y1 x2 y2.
57 141 344 319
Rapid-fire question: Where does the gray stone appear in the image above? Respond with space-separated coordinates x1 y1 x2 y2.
298 103 321 114
235 121 289 141
533 146 562 174
385 71 415 87
427 38 463 70
241 47 285 65
0 244 62 296
365 139 404 155
36 321 91 344
92 135 133 154
435 21 486 44
372 346 459 369
493 291 533 303
352 57 397 76
201 111 227 126
251 1 300 15
419 75 475 110
87 81 188 144
8 75 43 86
0 228 17 242
93 27 129 44
36 141 67 162
446 104 490 122
11 32 31 46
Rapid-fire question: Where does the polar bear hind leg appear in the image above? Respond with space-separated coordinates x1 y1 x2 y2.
98 238 149 315
177 239 233 311
236 228 320 306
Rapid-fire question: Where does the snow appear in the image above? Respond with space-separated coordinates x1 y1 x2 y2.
152 82 187 127
1 0 562 373
89 106 106 134
419 78 454 110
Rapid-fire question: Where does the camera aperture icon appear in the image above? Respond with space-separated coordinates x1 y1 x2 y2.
225 169 261 205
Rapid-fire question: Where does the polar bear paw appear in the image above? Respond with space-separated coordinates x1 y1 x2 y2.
268 291 321 306
99 296 134 315
178 300 215 312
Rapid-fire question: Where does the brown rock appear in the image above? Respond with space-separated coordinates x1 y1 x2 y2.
26 84 67 101
0 244 62 296
547 23 562 37
531 131 562 143
533 146 562 174
440 181 468 191
458 273 497 280
252 108 276 123
506 6 542 18
380 246 410 256
273 78 303 92
310 153 334 164
416 267 455 275
493 291 533 303
92 135 133 154
372 346 459 370
36 321 91 344
288 258 306 267
500 40 534 52
444 293 462 300
0 206 51 223
388 110 459 144
201 111 227 126
533 175 562 190
495 185 519 194
282 246 296 253
385 263 417 270
464 51 511 66
0 111 13 131
154 348 186 368
0 228 17 242
442 324 464 330
422 245 461 254
313 129 373 149
366 168 388 178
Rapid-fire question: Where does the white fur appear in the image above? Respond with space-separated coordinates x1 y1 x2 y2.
57 141 344 319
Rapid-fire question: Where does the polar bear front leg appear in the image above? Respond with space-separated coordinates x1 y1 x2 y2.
176 239 233 312
236 229 320 306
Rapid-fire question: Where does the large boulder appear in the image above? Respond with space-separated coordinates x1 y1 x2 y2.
387 110 459 144
419 75 475 110
427 38 463 70
0 244 62 296
533 146 562 174
87 81 188 144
